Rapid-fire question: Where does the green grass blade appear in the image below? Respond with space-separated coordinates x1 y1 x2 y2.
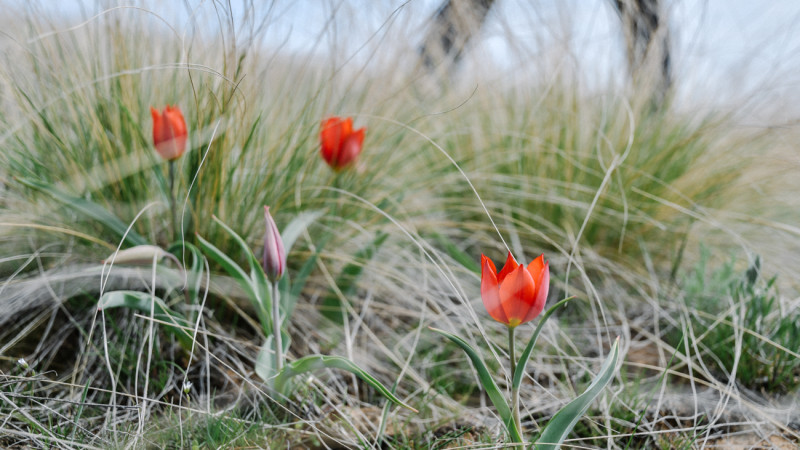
17 177 147 246
513 297 573 390
431 232 480 272
273 355 417 412
98 290 192 348
282 243 323 322
430 327 521 442
534 337 620 450
68 379 92 441
322 231 388 323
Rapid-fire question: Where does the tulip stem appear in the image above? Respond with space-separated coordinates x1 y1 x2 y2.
168 160 178 241
509 325 523 442
272 282 283 371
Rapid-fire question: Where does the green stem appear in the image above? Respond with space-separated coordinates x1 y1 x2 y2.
509 325 523 444
168 160 178 241
272 282 283 371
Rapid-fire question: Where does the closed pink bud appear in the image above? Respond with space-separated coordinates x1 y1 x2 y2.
262 206 286 282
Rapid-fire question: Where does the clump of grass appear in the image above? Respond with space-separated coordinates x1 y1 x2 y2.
667 249 800 393
430 91 755 274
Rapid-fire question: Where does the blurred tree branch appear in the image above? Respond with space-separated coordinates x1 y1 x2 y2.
419 0 671 105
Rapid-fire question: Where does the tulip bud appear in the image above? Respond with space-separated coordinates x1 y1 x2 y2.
17 358 28 369
151 105 188 161
262 206 286 282
182 380 193 394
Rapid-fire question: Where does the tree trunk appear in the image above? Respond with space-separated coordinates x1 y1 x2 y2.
418 0 497 70
612 0 672 105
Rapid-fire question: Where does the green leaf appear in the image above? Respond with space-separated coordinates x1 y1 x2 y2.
210 215 271 312
212 216 272 302
513 297 573 390
17 177 147 246
280 209 325 254
255 336 277 382
430 327 521 443
273 355 417 412
195 233 256 299
534 337 620 450
98 290 192 348
167 242 206 314
196 233 270 334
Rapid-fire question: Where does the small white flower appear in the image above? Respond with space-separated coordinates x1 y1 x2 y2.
17 358 28 369
182 381 193 394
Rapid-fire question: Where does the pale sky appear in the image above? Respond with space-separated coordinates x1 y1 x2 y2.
5 0 800 119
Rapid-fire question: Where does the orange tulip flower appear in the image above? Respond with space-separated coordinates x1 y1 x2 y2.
151 105 188 161
481 252 549 328
320 116 365 170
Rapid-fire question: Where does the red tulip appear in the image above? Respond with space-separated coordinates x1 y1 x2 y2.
151 105 188 161
481 252 549 328
320 116 365 170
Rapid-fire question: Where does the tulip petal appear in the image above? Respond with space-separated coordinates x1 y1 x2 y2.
522 261 549 324
482 254 497 275
481 256 508 324
497 252 518 284
320 117 343 162
152 105 188 160
337 129 364 168
352 126 365 146
527 254 546 278
342 117 353 136
499 265 536 327
166 106 187 140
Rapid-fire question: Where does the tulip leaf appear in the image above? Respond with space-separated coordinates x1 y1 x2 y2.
196 232 270 334
534 337 620 450
513 297 573 391
17 177 147 247
98 290 192 348
255 336 277 382
167 242 206 315
210 215 271 308
430 327 522 443
272 355 417 413
280 209 325 254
